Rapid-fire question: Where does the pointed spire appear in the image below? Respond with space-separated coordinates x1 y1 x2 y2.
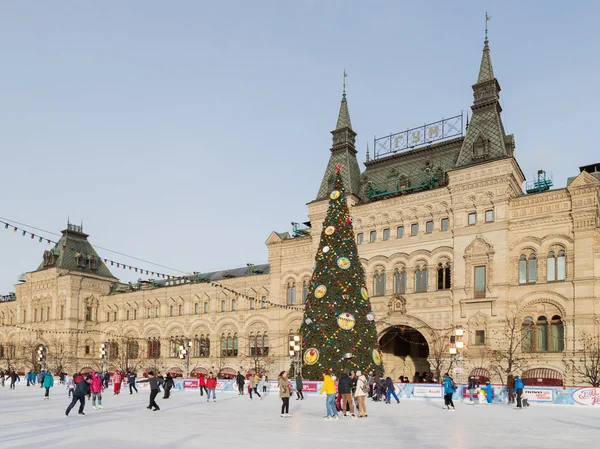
366 142 370 162
477 12 495 83
335 71 352 130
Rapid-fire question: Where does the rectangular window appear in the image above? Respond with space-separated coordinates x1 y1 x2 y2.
178 305 183 316
441 218 449 231
47 307 50 321
383 228 390 241
195 303 199 314
357 233 363 245
170 306 174 317
426 221 433 234
411 223 419 236
232 299 237 311
107 312 110 322
397 226 404 238
60 305 64 320
34 309 37 322
204 302 209 313
475 330 485 346
85 345 90 355
474 266 486 298
370 231 377 242
221 300 226 312
113 311 117 321
85 307 93 321
147 308 151 319
155 307 159 318
23 310 26 323
261 296 267 308
485 210 494 223
250 299 255 309
133 309 137 320
468 213 477 226
126 310 130 321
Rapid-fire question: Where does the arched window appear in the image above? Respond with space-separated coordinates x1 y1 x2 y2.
550 316 564 352
220 333 227 357
227 333 233 357
536 316 549 352
302 280 309 303
195 334 209 357
547 250 567 282
519 253 537 284
286 281 296 305
110 340 119 358
233 333 239 357
249 332 256 355
393 268 405 294
415 265 428 293
147 338 160 359
522 315 564 353
256 332 263 356
193 335 201 357
437 262 451 290
221 300 226 312
521 317 534 352
373 269 386 296
263 332 269 356
126 339 139 359
231 299 237 312
169 338 178 358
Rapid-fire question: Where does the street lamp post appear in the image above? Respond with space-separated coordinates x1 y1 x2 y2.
100 342 109 374
179 339 192 377
449 328 465 384
289 335 301 378
37 345 47 372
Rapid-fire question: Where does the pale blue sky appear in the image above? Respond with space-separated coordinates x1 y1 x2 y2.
1 1 599 293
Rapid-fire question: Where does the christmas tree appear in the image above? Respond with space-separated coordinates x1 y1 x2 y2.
300 165 383 380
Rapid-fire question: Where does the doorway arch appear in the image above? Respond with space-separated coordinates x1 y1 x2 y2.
378 326 430 382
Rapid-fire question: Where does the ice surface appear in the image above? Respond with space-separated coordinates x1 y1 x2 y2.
1 385 598 449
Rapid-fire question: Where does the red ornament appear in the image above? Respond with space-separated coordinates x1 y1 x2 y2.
345 217 353 224
336 164 342 172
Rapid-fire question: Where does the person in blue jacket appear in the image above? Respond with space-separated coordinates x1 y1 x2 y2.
43 370 54 399
483 381 493 404
442 373 456 410
514 375 524 408
385 376 400 404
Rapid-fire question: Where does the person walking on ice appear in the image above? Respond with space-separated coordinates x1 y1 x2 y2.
278 371 292 417
442 373 456 411
206 373 217 402
91 372 104 410
65 375 93 416
385 376 400 404
137 371 160 411
128 371 138 394
43 370 54 399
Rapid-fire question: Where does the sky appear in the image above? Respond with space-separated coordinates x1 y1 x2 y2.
1 1 599 293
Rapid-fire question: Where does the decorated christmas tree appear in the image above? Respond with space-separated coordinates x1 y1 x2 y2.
300 165 383 380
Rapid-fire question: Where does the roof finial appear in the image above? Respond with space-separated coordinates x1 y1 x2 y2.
485 12 491 46
366 142 370 162
343 70 347 98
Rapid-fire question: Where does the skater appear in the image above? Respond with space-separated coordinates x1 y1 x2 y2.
507 373 515 404
65 375 93 416
138 371 160 411
113 370 122 395
91 372 104 409
103 371 110 389
198 372 208 396
157 372 165 390
9 370 19 389
26 371 32 386
522 390 531 408
515 375 524 408
206 372 217 402
443 373 456 411
257 373 264 395
320 369 338 420
355 371 368 417
483 381 493 404
249 373 261 399
262 374 268 393
236 371 245 395
278 370 292 417
467 376 479 403
43 370 54 399
385 376 400 404
163 373 174 399
295 373 304 400
338 372 356 417
66 375 75 397
128 371 138 394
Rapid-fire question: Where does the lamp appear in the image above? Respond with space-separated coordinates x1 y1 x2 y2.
449 347 457 354
455 328 464 336
294 335 300 342
456 341 464 349
289 350 295 357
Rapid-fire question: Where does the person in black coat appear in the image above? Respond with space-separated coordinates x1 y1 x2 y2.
138 371 160 411
338 373 356 417
236 372 245 395
163 373 174 399
66 375 93 416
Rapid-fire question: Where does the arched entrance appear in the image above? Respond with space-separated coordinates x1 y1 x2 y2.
379 326 430 381
469 367 491 384
522 368 563 386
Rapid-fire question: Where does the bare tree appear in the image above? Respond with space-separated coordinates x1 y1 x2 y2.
19 338 43 372
46 337 77 374
570 331 600 387
488 307 536 385
112 338 146 374
0 339 18 371
428 330 452 382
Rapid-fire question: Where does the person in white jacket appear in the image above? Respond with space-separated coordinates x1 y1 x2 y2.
355 371 368 417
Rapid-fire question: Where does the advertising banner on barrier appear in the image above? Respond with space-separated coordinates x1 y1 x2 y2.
525 388 553 402
183 379 199 389
412 385 443 398
571 387 600 406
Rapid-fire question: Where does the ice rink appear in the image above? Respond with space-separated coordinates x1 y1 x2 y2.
1 385 598 448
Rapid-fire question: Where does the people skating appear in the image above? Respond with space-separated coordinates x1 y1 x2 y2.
295 374 304 400
198 372 207 396
483 381 493 404
66 374 75 397
43 370 54 399
467 376 479 403
248 372 262 399
138 371 160 411
113 370 123 395
507 373 515 404
355 371 368 417
65 375 93 416
514 375 524 408
206 372 217 402
9 370 19 389
91 372 104 409
320 369 338 420
278 370 292 417
236 371 245 395
338 372 356 418
385 376 400 404
163 373 174 399
442 373 456 411
128 371 138 394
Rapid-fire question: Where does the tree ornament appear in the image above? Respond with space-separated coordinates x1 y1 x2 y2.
323 246 330 253
367 312 375 321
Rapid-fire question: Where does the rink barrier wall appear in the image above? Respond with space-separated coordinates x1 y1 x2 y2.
10 377 600 406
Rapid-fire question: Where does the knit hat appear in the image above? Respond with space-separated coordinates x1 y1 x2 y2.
148 371 154 376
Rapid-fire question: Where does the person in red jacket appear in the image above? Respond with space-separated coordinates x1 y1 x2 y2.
206 372 217 402
198 373 208 396
113 370 122 395
91 372 104 409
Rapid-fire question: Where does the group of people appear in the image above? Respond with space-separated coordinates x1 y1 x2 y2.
235 371 267 399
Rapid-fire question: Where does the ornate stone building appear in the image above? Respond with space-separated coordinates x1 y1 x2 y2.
1 35 599 385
